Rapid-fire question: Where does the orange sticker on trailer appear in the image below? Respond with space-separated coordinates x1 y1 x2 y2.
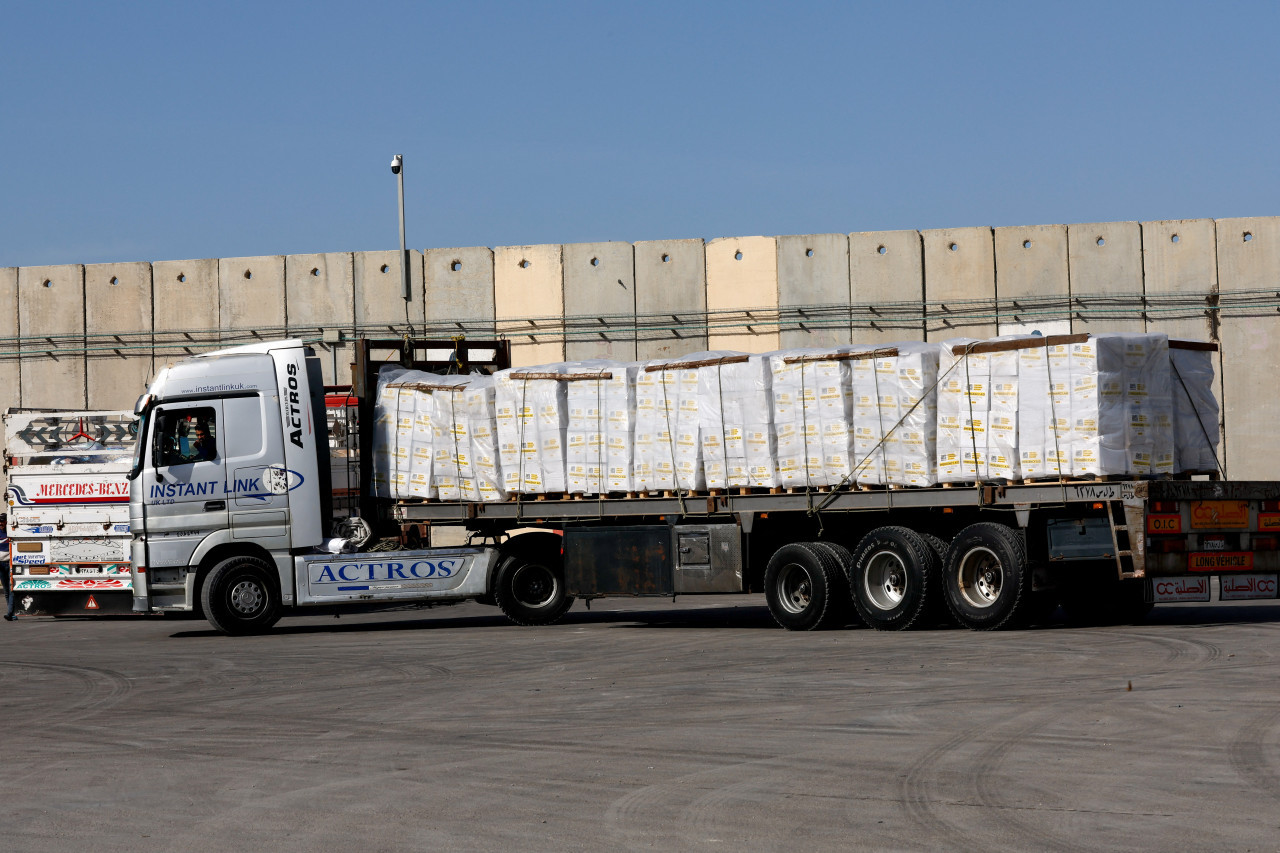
1188 552 1253 571
1147 514 1182 534
1190 501 1250 529
1258 513 1280 531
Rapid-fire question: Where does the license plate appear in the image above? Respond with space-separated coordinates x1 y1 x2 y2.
1188 552 1253 571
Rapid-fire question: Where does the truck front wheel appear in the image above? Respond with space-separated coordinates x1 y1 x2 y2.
942 523 1030 631
493 554 573 626
201 555 282 636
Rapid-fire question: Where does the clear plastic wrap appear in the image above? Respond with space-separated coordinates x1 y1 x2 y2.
1169 342 1220 473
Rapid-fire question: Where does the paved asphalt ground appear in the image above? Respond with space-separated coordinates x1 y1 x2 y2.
3 596 1280 852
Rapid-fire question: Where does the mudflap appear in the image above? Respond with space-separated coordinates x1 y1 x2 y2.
12 592 136 617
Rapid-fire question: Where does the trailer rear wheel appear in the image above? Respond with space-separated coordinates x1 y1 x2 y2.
201 554 282 636
810 541 860 627
849 526 940 631
764 543 843 631
493 553 573 626
943 523 1030 630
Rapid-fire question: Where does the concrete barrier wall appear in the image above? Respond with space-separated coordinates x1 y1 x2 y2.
494 244 564 366
220 255 285 346
1215 216 1280 479
355 250 424 332
634 238 706 360
425 247 495 337
18 264 85 409
994 224 1070 336
0 267 18 414
849 230 925 344
706 236 779 353
8 215 1277 481
777 233 850 349
922 227 998 341
562 241 636 362
153 258 219 361
286 252 354 385
1142 219 1218 342
85 261 152 409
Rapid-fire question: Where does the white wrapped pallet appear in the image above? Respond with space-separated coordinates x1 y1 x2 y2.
425 378 472 501
1068 334 1173 477
1169 340 1220 473
494 365 571 495
637 353 736 492
1017 339 1072 479
945 332 1179 483
463 377 506 502
892 343 940 487
371 368 472 500
702 353 775 489
565 361 639 495
770 349 825 488
371 367 410 498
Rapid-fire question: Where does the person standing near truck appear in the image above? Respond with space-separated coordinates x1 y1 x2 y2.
2 513 14 621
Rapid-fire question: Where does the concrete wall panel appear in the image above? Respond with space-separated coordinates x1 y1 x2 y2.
1215 216 1280 479
153 259 219 359
285 252 354 385
562 241 636 361
706 236 778 353
921 227 997 340
85 262 152 409
1141 219 1218 340
634 239 707 361
777 233 850 349
994 224 1070 336
220 255 285 345
355 250 425 331
18 265 85 409
425 247 495 335
0 268 18 415
285 253 354 333
494 244 564 367
849 230 924 344
1067 221 1144 333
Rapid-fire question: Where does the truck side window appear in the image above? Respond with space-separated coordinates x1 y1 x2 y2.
155 407 218 467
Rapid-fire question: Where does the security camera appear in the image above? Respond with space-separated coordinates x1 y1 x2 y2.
390 154 403 175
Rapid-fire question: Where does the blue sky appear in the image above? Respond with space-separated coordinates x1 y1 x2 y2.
2 1 1277 268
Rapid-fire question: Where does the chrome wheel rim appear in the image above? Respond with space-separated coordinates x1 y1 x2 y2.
229 578 266 616
777 563 814 614
864 550 908 611
957 546 1003 609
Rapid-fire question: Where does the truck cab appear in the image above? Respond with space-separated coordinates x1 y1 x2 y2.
128 340 329 623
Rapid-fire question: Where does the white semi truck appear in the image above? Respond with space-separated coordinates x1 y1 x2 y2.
128 337 1279 635
5 410 136 615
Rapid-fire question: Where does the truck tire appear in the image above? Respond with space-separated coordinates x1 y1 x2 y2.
201 554 282 636
492 552 574 626
810 541 860 627
942 523 1030 631
848 526 940 631
764 543 844 631
919 531 955 626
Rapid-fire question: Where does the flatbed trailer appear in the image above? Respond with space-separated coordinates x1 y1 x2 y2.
128 337 1275 635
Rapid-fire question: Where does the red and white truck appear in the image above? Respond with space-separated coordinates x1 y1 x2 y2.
5 410 136 615
126 337 1276 635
